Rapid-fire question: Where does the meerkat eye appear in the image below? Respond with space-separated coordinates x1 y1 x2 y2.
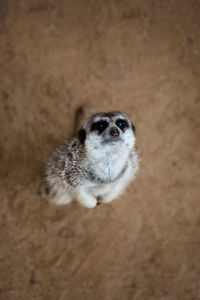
91 121 108 133
116 119 129 130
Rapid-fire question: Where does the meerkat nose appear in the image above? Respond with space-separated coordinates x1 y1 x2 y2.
110 127 120 137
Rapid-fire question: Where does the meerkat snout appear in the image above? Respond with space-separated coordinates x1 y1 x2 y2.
110 127 120 136
43 111 139 208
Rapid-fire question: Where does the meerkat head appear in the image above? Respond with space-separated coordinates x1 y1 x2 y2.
78 112 136 154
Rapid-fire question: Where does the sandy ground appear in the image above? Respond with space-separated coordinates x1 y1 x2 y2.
0 1 200 299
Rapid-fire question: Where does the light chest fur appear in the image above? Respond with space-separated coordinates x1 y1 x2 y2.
86 141 130 183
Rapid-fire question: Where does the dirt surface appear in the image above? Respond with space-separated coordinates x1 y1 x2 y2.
0 1 200 299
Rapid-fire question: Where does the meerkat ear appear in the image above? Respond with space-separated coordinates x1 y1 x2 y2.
78 128 87 144
131 123 136 134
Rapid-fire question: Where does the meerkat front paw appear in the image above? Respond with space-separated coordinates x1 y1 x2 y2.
77 198 97 208
76 190 97 208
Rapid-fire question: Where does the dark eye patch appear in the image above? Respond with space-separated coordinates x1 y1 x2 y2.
116 119 129 130
91 120 108 134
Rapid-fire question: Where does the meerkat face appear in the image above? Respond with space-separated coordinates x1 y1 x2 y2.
78 112 136 154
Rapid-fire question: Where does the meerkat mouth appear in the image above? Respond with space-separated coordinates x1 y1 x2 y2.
102 137 123 144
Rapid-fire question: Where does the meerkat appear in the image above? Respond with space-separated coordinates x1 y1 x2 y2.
43 111 139 208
